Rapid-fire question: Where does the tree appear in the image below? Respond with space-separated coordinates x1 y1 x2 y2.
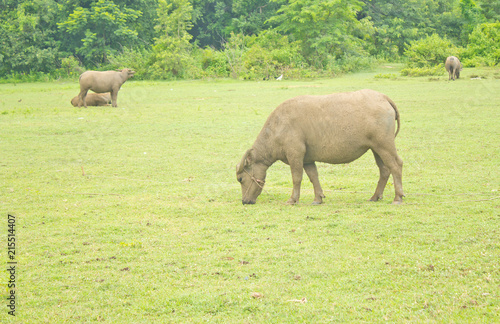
463 22 500 66
149 0 196 78
241 29 305 79
359 0 463 58
459 0 487 41
268 0 372 68
58 0 142 66
0 0 61 75
477 0 500 21
190 0 280 49
0 0 498 79
230 0 280 36
403 33 457 68
191 0 233 48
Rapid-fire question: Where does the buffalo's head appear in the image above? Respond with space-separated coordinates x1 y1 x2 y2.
117 68 136 80
236 149 267 204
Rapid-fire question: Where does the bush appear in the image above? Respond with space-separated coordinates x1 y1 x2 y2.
462 22 500 67
400 65 444 77
57 56 84 78
204 31 309 80
200 47 230 78
148 35 197 80
0 72 53 83
403 34 462 68
374 73 398 79
333 54 377 74
241 31 306 80
106 48 151 80
222 33 246 79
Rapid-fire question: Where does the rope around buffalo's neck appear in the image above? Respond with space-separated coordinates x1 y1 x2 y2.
244 168 265 189
242 168 266 200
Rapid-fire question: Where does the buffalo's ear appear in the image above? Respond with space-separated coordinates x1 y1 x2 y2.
237 149 253 174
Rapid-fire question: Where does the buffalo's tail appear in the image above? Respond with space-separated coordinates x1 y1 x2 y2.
386 97 401 137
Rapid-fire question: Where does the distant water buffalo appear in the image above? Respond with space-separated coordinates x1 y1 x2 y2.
78 68 135 107
236 89 404 205
445 56 462 81
71 92 111 107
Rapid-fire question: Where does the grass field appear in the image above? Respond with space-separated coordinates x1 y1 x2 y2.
1 66 499 323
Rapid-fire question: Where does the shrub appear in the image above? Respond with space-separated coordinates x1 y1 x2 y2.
242 30 306 80
462 22 500 67
374 73 398 79
400 65 444 77
200 47 230 78
58 56 83 77
403 34 462 68
148 36 197 80
106 48 151 80
223 33 246 79
334 54 377 74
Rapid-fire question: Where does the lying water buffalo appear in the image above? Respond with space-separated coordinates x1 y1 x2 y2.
71 92 111 107
445 56 462 81
78 68 135 107
236 89 404 205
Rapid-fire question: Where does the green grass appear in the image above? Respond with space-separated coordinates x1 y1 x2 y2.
1 66 499 323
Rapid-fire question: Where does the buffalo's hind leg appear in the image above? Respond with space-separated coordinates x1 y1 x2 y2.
304 162 326 205
370 151 391 202
370 149 404 204
78 89 89 108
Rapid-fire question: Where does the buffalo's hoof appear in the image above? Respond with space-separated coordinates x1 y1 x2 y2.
392 195 404 205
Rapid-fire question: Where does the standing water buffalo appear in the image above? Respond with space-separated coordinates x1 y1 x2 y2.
71 92 111 107
236 89 404 205
78 68 135 107
445 56 462 80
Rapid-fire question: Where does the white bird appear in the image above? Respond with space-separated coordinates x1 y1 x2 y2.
276 74 283 81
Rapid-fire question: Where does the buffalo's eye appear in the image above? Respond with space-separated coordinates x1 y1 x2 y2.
238 177 243 183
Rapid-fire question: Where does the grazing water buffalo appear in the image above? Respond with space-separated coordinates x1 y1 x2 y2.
78 68 135 107
445 56 462 81
71 92 111 107
236 89 404 205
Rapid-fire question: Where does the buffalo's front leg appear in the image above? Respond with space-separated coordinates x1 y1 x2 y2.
304 162 325 204
110 90 118 107
286 156 304 205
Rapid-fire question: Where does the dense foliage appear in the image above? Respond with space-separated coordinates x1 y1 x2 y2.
0 0 498 80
